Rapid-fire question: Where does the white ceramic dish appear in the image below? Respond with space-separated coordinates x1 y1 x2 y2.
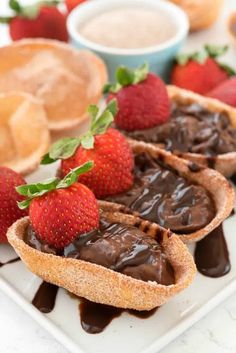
0 163 236 353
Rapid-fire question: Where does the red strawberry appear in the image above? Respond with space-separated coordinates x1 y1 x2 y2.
104 63 170 131
0 0 68 42
41 100 134 199
17 162 99 249
61 128 133 198
171 45 235 95
0 167 28 243
207 77 236 107
65 0 87 13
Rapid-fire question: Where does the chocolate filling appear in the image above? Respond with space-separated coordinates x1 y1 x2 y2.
106 153 215 233
24 219 175 285
124 103 236 156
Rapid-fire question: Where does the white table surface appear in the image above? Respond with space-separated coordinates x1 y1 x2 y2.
0 0 236 352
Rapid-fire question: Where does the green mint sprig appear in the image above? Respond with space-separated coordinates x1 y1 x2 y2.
16 161 94 209
41 99 117 165
103 62 149 94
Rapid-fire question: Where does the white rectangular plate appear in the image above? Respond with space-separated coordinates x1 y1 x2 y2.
0 164 236 353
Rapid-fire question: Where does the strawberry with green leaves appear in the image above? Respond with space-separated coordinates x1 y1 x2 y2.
65 0 87 13
17 162 99 249
0 167 28 243
171 44 235 95
104 63 170 132
41 100 134 199
207 76 236 107
0 0 68 42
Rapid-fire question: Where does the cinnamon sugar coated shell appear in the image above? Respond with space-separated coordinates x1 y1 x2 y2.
7 209 196 310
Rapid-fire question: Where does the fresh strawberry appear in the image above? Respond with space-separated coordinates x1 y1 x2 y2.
207 77 236 107
0 167 28 243
17 162 99 249
171 44 235 95
0 0 68 42
104 63 170 131
41 100 134 199
65 0 86 13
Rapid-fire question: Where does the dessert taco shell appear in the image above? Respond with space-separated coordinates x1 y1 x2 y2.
166 85 236 177
7 207 196 311
127 139 235 243
0 91 50 175
0 39 107 131
170 0 223 31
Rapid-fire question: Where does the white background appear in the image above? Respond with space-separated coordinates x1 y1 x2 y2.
0 1 236 353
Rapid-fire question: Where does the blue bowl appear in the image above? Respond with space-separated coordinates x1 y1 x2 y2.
67 0 189 81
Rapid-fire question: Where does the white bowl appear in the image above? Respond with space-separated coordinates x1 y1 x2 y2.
67 0 189 79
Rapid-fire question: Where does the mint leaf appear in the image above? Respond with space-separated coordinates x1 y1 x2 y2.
57 161 94 189
205 44 228 58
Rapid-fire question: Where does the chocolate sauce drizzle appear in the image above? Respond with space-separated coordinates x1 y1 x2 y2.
32 281 58 313
31 282 157 333
31 222 231 332
194 224 231 278
230 173 236 186
0 257 20 268
79 299 122 334
79 298 158 334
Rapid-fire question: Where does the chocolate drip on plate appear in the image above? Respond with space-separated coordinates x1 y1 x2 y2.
194 224 231 278
79 299 122 334
32 281 59 313
79 298 158 334
0 257 20 268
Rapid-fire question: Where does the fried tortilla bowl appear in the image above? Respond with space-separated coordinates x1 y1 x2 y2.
166 85 236 178
127 140 235 243
0 91 50 175
0 39 107 131
7 207 196 311
170 0 223 31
